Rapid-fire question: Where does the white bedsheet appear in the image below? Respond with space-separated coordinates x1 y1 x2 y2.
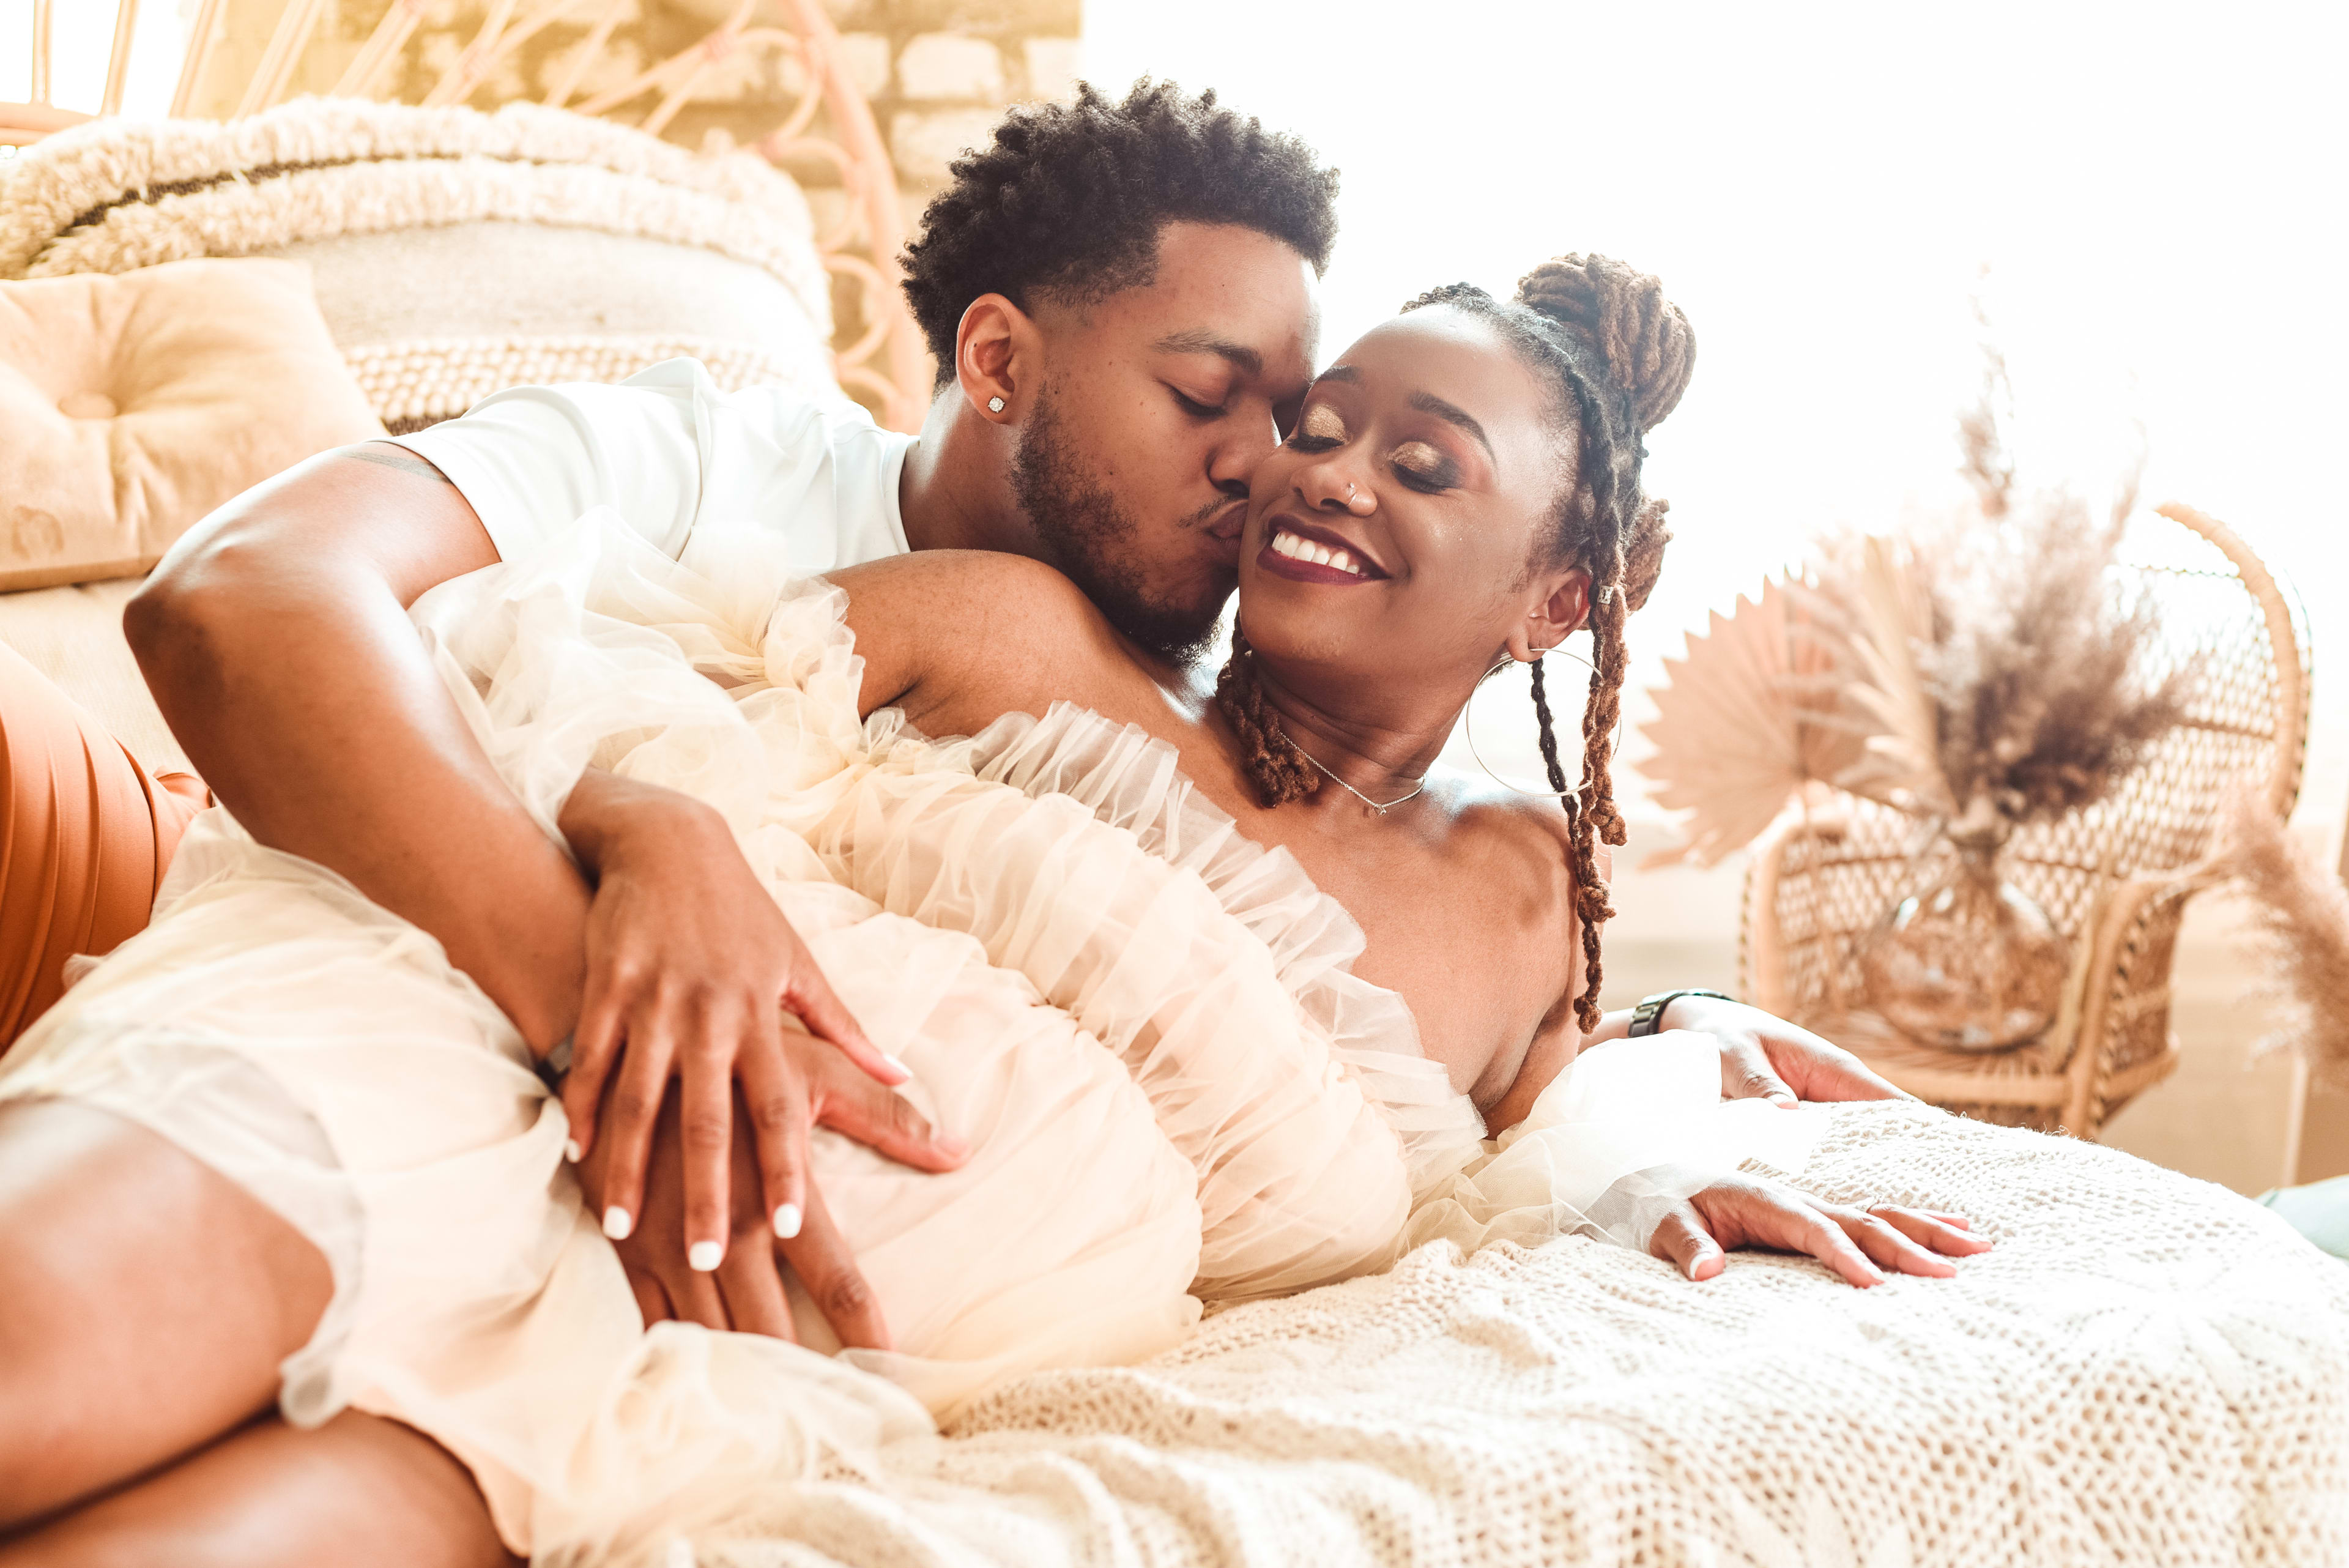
650 1100 2348 1568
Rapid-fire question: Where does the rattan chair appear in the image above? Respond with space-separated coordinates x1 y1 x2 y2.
0 0 930 431
1739 502 2310 1137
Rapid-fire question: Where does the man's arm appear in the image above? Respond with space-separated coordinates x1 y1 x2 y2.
127 442 587 1050
128 444 959 1337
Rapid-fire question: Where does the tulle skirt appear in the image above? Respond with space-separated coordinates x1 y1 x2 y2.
0 511 1490 1559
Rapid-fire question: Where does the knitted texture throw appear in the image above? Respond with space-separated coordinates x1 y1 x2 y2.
685 1102 2347 1567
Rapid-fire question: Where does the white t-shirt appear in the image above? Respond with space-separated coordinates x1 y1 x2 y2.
394 358 918 571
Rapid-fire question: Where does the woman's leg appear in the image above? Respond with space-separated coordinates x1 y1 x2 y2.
0 1411 515 1568
0 1099 332 1528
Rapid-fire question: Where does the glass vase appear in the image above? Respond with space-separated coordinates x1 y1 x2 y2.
1858 825 2068 1053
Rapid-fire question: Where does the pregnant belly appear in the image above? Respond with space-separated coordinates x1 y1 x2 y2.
786 901 1206 1415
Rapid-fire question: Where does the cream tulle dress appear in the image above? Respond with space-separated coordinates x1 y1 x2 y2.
0 514 1512 1561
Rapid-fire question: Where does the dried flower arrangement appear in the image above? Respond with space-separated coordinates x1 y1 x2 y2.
2225 793 2349 1090
1642 340 2192 861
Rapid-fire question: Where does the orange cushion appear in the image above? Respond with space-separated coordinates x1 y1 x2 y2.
0 639 209 1053
0 257 383 592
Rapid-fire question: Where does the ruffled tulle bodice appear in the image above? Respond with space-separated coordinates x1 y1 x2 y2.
415 510 1487 1302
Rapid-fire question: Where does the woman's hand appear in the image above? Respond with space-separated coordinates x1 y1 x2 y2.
590 1032 960 1347
1644 1170 1991 1287
1663 994 1911 1107
555 770 962 1302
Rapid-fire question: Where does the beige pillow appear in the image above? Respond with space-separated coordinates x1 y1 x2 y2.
0 256 384 592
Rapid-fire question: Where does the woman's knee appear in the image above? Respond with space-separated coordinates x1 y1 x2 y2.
0 1099 332 1526
0 1413 518 1568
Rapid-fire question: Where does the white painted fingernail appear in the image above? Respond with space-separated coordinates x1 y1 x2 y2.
564 1138 583 1162
603 1206 633 1241
883 1054 910 1078
688 1241 723 1272
773 1203 803 1239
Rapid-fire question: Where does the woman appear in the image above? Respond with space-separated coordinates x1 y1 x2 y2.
0 256 1983 1565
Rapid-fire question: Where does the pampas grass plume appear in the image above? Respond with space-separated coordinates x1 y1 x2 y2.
2226 792 2349 1089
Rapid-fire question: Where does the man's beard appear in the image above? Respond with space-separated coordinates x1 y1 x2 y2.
1010 389 1231 664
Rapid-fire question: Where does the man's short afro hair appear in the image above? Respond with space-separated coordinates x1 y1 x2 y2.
901 78 1339 384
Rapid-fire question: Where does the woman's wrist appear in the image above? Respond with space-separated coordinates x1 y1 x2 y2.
1635 988 1739 1038
559 769 727 881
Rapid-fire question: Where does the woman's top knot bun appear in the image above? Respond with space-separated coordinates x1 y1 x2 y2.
1515 253 1696 434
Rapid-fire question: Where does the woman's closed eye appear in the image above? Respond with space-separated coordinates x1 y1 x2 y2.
1388 440 1458 492
1286 403 1348 451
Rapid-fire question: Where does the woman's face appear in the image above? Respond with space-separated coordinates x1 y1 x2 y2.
1236 309 1589 705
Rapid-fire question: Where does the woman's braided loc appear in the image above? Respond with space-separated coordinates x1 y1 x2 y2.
1411 256 1696 1030
1214 626 1321 806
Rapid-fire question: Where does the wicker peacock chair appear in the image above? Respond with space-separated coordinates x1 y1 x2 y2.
1738 502 2310 1139
0 0 930 432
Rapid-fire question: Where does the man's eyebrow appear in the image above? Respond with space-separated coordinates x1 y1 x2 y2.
1408 390 1494 461
1154 330 1263 377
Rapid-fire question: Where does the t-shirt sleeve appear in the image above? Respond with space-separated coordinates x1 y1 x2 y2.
392 363 711 563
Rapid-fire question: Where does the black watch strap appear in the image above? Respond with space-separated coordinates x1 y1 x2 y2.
1628 988 1736 1038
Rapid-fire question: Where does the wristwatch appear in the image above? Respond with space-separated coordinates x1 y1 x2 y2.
1628 988 1737 1038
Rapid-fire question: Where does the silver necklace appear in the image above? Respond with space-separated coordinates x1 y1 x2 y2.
1299 747 1427 816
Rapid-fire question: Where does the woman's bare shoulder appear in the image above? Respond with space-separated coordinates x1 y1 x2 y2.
1433 773 1614 949
829 546 1094 611
828 549 1134 727
1435 770 1582 864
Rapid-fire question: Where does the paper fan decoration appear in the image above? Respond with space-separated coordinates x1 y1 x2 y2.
1825 533 1958 820
1638 576 1869 867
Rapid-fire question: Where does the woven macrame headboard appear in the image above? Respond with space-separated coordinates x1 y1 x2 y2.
1 0 930 433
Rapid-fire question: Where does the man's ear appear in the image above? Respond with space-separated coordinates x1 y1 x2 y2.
1504 568 1592 664
954 293 1041 423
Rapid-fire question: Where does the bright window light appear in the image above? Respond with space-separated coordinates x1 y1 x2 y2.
1085 1 2348 830
1 0 195 121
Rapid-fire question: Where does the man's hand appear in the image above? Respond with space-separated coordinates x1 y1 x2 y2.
587 1031 964 1348
1663 994 1912 1107
557 770 965 1313
1642 1170 1991 1287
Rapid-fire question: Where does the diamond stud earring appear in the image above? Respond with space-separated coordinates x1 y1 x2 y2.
987 396 1005 412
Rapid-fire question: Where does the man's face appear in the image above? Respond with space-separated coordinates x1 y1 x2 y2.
1013 222 1319 663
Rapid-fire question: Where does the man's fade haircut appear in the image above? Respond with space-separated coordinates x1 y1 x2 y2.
901 79 1340 386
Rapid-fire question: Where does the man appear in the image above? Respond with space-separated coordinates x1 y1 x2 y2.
119 78 1337 1349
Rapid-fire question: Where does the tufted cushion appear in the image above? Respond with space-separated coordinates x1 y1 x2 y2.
269 219 837 434
0 257 384 592
1 98 842 435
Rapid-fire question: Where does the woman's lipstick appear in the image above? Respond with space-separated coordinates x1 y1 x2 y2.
1255 516 1386 585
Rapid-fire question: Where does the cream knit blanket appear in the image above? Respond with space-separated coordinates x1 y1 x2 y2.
681 1101 2346 1567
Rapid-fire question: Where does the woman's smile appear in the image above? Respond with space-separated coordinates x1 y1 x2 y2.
1256 514 1390 583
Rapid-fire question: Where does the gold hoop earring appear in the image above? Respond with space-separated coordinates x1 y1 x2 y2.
1460 647 1624 800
